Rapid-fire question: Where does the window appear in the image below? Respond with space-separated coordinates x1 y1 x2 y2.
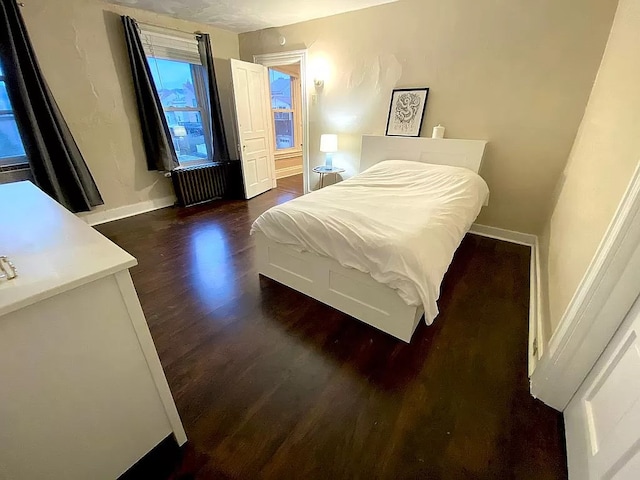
141 28 212 166
147 57 211 165
0 62 27 167
269 68 302 156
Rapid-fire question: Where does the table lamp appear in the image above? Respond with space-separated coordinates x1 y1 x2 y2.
320 134 338 170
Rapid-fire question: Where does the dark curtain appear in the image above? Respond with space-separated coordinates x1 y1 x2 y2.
0 0 103 212
197 33 230 162
121 15 179 172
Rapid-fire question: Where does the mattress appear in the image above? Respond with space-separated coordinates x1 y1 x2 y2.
251 160 489 324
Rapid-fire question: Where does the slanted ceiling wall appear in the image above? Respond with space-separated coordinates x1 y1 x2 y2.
239 0 617 233
540 0 640 338
19 0 239 216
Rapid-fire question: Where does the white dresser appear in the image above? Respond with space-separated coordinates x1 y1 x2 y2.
0 182 186 479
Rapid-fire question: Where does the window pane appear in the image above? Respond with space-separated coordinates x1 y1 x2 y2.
165 111 209 163
273 111 294 150
269 69 292 109
0 81 11 111
147 57 200 109
0 114 26 159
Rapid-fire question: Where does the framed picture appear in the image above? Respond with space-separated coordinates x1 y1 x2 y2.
385 88 429 137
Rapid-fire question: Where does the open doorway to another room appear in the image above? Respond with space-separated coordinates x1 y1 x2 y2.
267 64 303 190
254 50 309 194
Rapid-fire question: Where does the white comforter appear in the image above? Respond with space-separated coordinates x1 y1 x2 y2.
251 160 489 324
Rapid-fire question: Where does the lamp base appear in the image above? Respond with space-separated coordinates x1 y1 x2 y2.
324 153 333 170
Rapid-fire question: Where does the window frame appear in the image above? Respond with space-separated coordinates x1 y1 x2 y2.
141 28 213 167
269 67 302 160
0 68 28 168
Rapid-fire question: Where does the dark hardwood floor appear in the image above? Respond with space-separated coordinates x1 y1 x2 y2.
98 174 567 479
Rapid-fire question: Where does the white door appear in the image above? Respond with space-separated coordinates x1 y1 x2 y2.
230 59 276 199
565 293 640 479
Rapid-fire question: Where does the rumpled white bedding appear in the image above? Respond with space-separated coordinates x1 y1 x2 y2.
251 160 489 324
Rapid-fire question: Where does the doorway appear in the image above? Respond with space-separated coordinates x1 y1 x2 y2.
267 64 303 190
253 51 309 194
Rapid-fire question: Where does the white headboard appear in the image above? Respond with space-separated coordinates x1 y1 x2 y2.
359 135 487 173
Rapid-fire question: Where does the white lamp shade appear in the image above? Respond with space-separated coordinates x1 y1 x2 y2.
320 134 338 153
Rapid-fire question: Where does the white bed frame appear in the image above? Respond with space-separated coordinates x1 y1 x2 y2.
255 135 487 342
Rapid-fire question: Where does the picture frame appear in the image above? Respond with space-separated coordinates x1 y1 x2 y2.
385 87 429 137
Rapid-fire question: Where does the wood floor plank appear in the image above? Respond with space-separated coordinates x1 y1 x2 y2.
98 174 567 479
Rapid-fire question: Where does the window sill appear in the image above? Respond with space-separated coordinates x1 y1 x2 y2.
0 156 29 171
0 166 33 185
274 149 302 161
176 159 213 169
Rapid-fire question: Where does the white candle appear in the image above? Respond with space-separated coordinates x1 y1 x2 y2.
432 124 445 139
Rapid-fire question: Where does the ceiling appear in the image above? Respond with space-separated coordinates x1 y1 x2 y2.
112 0 398 33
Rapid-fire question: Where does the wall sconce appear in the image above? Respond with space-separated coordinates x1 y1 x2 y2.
311 56 330 90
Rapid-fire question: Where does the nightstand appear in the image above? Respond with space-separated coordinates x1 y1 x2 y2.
313 166 346 188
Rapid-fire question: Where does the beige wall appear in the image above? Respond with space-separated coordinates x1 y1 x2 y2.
19 0 238 215
239 0 616 233
541 0 640 336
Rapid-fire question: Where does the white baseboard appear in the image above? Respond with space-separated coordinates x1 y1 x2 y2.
469 223 537 247
276 165 303 179
78 195 176 227
469 223 542 377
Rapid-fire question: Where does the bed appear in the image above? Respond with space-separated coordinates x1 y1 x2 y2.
252 135 488 342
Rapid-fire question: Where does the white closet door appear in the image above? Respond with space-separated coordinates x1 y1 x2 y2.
565 294 640 479
230 59 276 199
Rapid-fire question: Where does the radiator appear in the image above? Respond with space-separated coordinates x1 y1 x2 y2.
171 161 241 207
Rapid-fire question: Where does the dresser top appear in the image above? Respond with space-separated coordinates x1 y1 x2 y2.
0 182 137 317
